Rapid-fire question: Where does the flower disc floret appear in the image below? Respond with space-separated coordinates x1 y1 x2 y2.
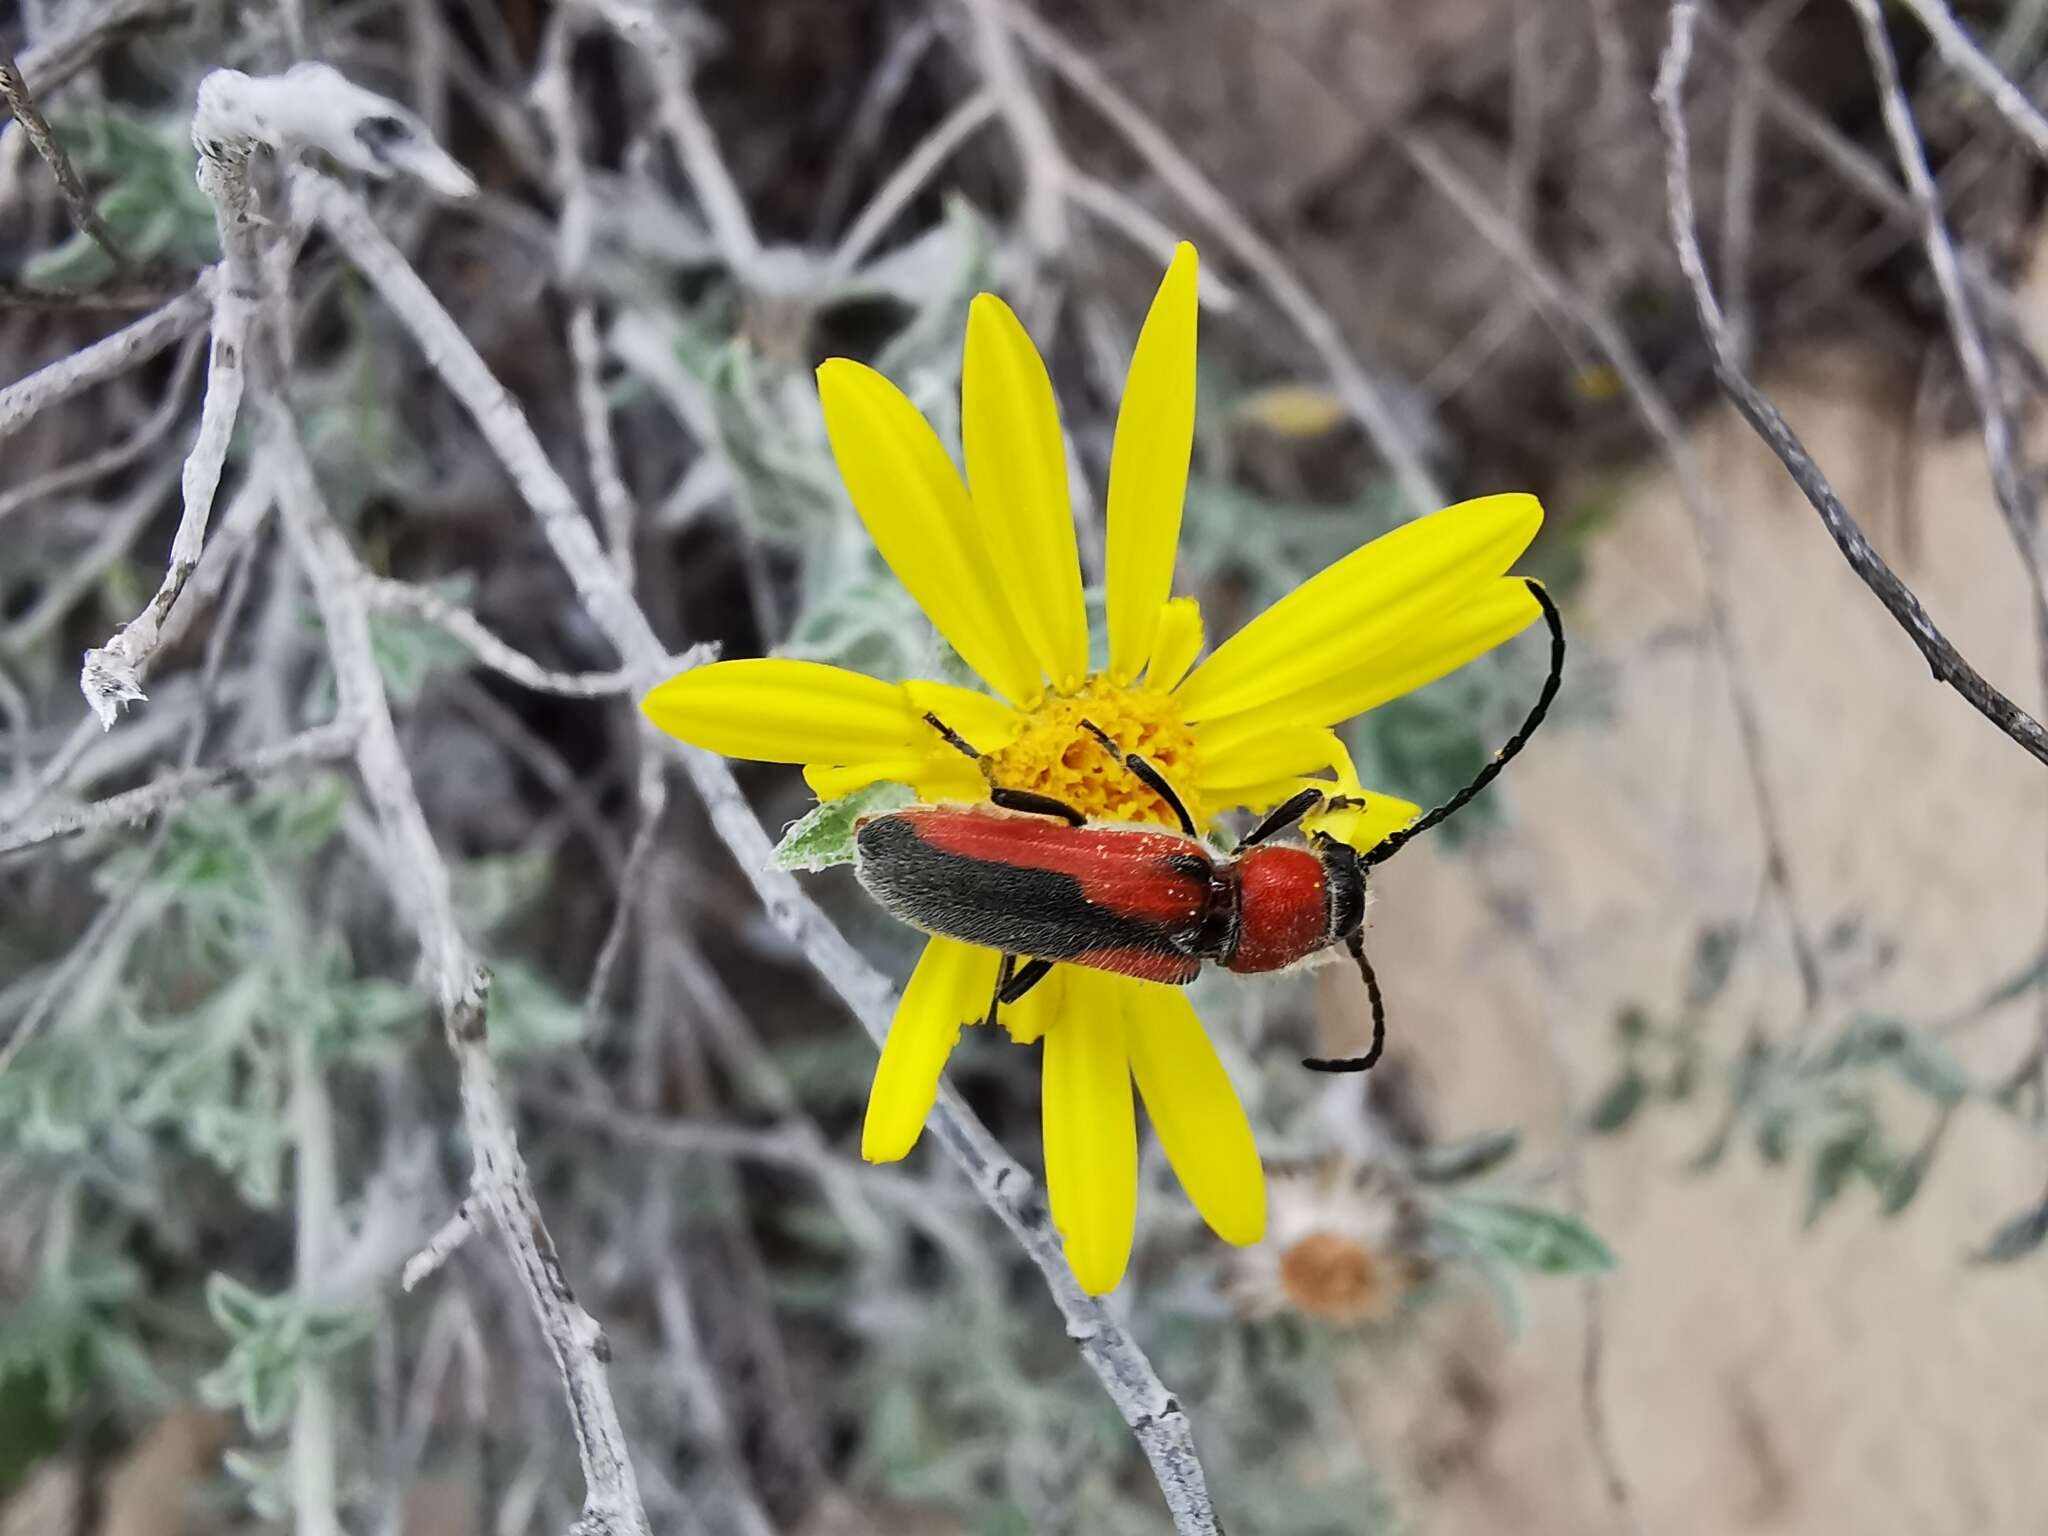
986 678 1201 829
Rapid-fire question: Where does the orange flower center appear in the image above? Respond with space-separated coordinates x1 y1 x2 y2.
1277 1231 1383 1322
984 678 1201 830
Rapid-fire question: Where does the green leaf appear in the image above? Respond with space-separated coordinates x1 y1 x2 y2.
1885 1031 1971 1106
1879 1145 1931 1218
1804 1125 1870 1228
1972 1202 2048 1264
486 960 584 1056
367 610 471 703
205 1272 272 1340
1437 1196 1616 1274
0 1370 68 1495
772 781 916 872
1411 1127 1520 1184
241 1348 297 1436
1684 923 1740 1008
262 775 349 858
1586 1069 1646 1135
453 850 555 934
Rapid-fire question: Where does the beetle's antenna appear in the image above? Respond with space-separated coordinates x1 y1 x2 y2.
1360 579 1564 871
922 711 982 761
1303 931 1386 1072
927 711 1090 824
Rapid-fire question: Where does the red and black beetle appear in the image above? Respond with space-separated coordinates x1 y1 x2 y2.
854 580 1564 1073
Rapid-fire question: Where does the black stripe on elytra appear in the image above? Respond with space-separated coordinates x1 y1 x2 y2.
855 815 1198 963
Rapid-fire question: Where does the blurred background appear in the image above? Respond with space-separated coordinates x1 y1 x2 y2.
6 0 2048 1532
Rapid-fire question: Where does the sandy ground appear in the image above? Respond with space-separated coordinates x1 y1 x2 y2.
1335 306 2048 1533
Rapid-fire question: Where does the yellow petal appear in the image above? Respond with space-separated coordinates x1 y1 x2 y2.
1199 776 1307 817
1105 243 1199 684
1205 578 1541 736
1125 982 1264 1245
900 679 1024 756
1141 597 1205 694
1174 494 1543 721
862 936 1000 1162
1041 973 1137 1293
643 658 927 763
1194 724 1346 796
998 960 1068 1047
801 756 985 802
1304 788 1421 852
963 296 1090 692
817 360 1041 705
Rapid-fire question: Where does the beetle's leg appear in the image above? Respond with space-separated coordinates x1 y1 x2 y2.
1078 719 1197 837
1234 787 1327 852
1301 931 1387 1073
981 954 1018 1029
977 955 1055 1031
999 957 1054 1005
1361 580 1565 872
989 787 1086 826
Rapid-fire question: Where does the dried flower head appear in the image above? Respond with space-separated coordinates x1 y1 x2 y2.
1223 1156 1428 1324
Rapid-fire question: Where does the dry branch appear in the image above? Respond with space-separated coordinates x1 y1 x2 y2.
1002 3 1447 520
1656 0 2048 770
0 721 356 857
360 578 645 699
265 409 653 1536
296 163 1223 1536
1893 0 2048 160
0 49 128 268
0 272 213 441
78 64 476 731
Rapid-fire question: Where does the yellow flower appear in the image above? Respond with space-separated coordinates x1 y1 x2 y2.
641 244 1544 1294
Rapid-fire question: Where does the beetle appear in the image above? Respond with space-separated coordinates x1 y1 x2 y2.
853 579 1564 1073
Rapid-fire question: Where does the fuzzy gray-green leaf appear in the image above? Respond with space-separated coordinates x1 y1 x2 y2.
1437 1196 1617 1274
772 781 917 872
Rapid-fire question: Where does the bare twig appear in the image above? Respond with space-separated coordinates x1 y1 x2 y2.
79 65 476 731
1894 0 2048 159
0 272 213 442
958 0 1067 263
400 1201 477 1292
531 25 639 585
290 1005 344 1536
0 276 199 310
828 89 998 279
359 577 645 698
1378 122 1825 1009
579 0 759 270
11 0 186 104
299 165 1222 1536
1656 0 2048 769
1067 171 1242 313
0 720 356 856
0 49 128 268
809 14 940 241
1847 0 2046 593
1003 3 1446 519
0 328 205 522
582 757 666 1022
1693 0 2042 369
265 410 653 1536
